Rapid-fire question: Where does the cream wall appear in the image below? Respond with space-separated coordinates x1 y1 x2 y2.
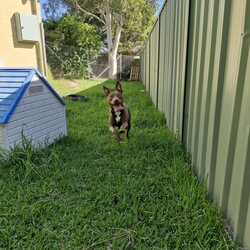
0 0 47 75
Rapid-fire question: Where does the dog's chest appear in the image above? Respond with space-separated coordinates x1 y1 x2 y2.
115 111 121 123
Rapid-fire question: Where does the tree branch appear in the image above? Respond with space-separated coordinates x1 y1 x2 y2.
99 9 105 19
75 0 106 26
104 0 112 52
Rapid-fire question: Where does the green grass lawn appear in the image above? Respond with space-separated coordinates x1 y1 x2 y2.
0 79 238 249
48 77 105 97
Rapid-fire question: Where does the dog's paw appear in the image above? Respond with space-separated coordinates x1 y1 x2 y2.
114 132 121 143
118 129 125 134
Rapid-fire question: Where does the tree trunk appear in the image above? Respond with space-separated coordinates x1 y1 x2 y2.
108 52 117 79
108 23 122 79
103 0 123 79
77 0 123 79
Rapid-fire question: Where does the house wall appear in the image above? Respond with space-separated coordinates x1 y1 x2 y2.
0 0 47 75
6 75 66 149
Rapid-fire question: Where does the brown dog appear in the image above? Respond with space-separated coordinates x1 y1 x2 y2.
103 81 131 143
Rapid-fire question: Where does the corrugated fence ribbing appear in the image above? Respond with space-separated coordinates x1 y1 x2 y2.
141 0 250 248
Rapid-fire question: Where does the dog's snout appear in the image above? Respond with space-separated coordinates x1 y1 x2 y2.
114 99 120 105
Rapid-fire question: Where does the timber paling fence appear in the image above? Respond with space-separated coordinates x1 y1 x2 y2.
141 0 250 248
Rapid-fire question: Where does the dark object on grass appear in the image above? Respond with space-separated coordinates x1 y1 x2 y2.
64 94 88 102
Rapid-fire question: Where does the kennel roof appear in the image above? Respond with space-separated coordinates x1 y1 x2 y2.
0 68 65 124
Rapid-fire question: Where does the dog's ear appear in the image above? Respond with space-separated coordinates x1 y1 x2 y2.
103 86 110 96
115 81 123 94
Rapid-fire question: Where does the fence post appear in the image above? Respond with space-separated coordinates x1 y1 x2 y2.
87 51 90 79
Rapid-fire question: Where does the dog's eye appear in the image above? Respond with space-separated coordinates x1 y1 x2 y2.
108 94 114 101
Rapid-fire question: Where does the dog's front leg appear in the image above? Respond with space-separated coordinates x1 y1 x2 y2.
119 123 129 140
109 126 121 143
118 123 128 134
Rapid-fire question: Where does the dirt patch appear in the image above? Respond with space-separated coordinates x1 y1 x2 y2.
68 80 80 89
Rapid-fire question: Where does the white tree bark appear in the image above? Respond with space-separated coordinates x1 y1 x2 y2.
108 22 122 79
75 0 123 79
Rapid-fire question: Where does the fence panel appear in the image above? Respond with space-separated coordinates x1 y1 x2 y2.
149 20 159 106
141 0 250 248
157 4 167 112
145 41 150 92
144 0 189 133
140 53 145 84
221 0 250 245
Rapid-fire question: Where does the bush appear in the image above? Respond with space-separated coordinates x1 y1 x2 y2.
44 14 103 79
46 42 87 79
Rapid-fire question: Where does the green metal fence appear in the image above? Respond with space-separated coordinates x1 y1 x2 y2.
141 0 250 248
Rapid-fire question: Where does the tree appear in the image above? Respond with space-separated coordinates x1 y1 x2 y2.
44 14 103 78
118 6 156 55
43 0 157 79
